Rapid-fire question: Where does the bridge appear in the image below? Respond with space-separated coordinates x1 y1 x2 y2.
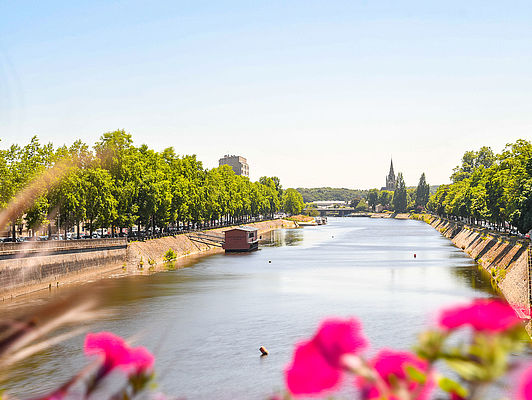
307 207 357 217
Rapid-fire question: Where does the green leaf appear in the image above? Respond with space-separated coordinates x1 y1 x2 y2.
437 376 469 398
405 364 427 384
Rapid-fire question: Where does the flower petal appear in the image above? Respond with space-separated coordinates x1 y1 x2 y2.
285 340 342 397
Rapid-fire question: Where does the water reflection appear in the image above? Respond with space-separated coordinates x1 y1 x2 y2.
450 264 497 294
260 228 304 247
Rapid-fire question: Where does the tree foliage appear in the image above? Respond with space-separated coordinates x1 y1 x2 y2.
428 140 532 234
393 173 408 213
415 173 430 209
296 187 367 202
0 131 286 237
282 189 305 215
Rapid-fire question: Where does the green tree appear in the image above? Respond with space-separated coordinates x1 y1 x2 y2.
95 130 140 233
378 190 393 210
282 188 304 215
81 168 117 236
355 198 369 212
415 173 430 209
393 173 407 212
367 189 379 212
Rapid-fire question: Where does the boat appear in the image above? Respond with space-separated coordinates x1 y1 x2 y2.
222 226 259 252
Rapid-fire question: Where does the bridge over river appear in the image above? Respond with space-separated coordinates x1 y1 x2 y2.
310 206 356 216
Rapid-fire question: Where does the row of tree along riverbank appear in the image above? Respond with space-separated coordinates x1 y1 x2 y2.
413 214 532 333
0 131 306 240
427 140 532 235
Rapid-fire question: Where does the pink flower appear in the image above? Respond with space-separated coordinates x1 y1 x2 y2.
358 349 434 400
285 318 368 397
517 364 532 400
438 299 521 333
84 332 154 375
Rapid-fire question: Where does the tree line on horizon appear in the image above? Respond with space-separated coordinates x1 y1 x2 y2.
427 140 532 234
359 172 430 213
302 173 431 215
0 130 305 239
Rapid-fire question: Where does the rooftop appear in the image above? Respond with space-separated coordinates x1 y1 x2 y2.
226 226 258 232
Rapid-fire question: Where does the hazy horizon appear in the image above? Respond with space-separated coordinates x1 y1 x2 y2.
1 1 531 189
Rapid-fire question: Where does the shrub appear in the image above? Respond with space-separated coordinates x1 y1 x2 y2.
164 248 177 262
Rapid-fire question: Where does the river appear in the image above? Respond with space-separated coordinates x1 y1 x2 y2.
3 217 495 399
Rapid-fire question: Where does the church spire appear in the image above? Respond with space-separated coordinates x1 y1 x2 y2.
385 158 396 191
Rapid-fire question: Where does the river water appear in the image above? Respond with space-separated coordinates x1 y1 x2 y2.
3 217 496 399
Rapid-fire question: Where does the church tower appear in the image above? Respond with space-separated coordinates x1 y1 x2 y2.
385 159 396 191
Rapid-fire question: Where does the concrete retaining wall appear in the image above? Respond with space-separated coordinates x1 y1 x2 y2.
126 219 297 271
0 239 127 300
0 220 296 299
414 214 531 327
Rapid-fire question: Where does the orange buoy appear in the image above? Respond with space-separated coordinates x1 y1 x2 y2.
414 254 417 258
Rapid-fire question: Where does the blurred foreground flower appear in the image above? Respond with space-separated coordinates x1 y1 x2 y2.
358 349 434 400
285 318 368 396
283 299 528 399
438 299 520 333
518 364 532 400
84 331 154 376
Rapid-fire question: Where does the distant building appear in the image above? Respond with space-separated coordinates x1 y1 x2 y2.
219 155 249 177
382 159 396 191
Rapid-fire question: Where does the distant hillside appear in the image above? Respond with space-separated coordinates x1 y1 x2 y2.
296 187 367 202
298 185 440 203
406 185 440 195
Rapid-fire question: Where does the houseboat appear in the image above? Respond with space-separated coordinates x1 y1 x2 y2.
223 226 259 252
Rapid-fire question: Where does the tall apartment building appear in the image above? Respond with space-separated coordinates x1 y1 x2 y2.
219 155 249 177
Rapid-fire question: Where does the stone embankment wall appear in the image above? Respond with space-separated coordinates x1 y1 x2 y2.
414 214 531 323
0 220 296 299
0 238 127 300
126 219 297 271
370 213 410 219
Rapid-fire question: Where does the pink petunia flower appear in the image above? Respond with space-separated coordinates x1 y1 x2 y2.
84 331 154 375
285 318 368 397
358 349 434 400
517 364 532 400
438 299 521 333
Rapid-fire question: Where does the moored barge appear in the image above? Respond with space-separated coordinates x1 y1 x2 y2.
223 226 259 252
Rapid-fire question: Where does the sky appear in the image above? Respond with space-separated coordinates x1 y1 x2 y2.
1 1 531 189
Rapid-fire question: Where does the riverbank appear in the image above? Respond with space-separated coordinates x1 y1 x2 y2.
1 219 296 300
412 214 531 331
126 219 297 272
370 212 410 219
0 238 128 300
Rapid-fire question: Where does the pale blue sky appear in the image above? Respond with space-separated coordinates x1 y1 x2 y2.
1 1 531 188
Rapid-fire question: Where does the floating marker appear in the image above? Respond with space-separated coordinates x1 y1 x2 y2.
268 260 271 263
259 346 269 356
414 254 417 258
